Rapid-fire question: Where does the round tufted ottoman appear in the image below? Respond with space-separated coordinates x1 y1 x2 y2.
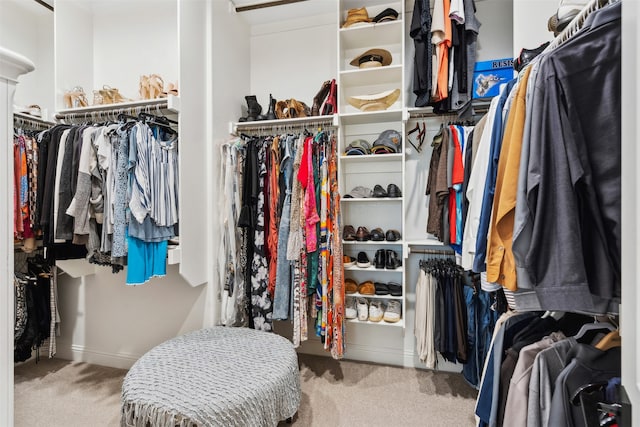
121 327 301 427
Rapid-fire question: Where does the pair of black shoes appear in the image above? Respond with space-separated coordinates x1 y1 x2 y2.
374 249 402 270
370 228 401 242
374 282 402 296
372 183 402 198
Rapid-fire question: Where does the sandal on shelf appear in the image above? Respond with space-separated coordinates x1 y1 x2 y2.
148 74 166 99
63 87 89 109
93 90 104 106
100 85 130 104
139 75 150 99
27 105 41 117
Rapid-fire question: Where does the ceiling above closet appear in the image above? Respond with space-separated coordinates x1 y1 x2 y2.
231 0 334 26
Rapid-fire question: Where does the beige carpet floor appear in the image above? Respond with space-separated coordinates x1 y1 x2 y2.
14 353 477 426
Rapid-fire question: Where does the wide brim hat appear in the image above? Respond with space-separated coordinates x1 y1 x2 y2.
347 89 400 112
349 48 392 68
372 7 399 23
345 139 371 155
342 7 372 28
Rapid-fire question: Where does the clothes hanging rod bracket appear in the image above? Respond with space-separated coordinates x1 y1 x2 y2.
234 0 308 13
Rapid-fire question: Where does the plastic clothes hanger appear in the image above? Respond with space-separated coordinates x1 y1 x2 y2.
573 321 616 344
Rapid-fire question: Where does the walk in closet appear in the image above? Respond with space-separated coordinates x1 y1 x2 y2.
2 0 639 425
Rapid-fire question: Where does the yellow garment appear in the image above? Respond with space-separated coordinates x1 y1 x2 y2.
486 66 532 290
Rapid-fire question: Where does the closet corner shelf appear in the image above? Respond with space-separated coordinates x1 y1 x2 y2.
339 109 402 125
346 318 404 328
232 114 337 134
55 98 172 118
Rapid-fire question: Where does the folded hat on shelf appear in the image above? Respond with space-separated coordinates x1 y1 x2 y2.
347 88 400 112
349 48 392 69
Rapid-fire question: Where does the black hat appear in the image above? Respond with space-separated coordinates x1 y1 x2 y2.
372 8 398 23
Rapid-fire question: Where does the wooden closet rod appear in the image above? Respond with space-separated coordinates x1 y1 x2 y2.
235 0 308 13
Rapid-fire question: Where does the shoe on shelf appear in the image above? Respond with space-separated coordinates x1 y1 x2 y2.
265 94 276 120
311 80 331 116
385 249 402 270
358 280 376 295
356 251 371 268
385 229 402 242
356 226 370 241
100 85 130 104
369 300 384 322
343 225 357 241
343 255 356 268
387 183 402 198
147 74 167 99
374 249 386 269
63 86 89 109
383 300 402 323
356 297 369 321
370 227 385 241
345 278 358 294
345 297 357 319
372 184 388 198
93 90 104 106
387 282 402 297
374 282 389 295
27 105 41 117
164 81 179 97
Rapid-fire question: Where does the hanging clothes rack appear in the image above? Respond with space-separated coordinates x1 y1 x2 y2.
409 247 455 255
232 115 337 136
544 0 617 53
54 98 178 124
13 112 55 130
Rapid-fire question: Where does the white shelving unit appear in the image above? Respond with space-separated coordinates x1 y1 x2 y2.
337 0 406 329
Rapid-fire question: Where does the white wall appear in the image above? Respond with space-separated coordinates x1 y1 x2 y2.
92 0 178 103
249 14 336 115
56 265 207 368
0 0 54 119
512 0 557 57
475 0 514 61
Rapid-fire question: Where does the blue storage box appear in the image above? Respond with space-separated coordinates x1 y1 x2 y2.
472 58 515 99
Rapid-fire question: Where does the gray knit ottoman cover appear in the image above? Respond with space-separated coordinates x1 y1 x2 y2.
121 327 301 427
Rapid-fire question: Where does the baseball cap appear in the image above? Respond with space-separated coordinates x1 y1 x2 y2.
344 186 373 199
345 139 371 155
371 130 402 154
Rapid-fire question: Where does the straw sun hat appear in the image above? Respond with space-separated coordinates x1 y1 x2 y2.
347 89 400 112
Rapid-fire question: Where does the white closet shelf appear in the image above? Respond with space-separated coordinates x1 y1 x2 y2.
346 292 403 300
341 197 402 203
343 240 403 246
339 109 402 125
339 20 403 50
231 114 338 134
340 65 403 87
406 239 446 247
339 153 403 162
345 265 404 273
55 97 178 117
347 318 404 328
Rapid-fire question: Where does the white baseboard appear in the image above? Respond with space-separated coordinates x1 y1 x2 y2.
297 338 462 373
54 342 141 370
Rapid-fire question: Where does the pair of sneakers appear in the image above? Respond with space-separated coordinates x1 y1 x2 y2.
345 297 401 323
